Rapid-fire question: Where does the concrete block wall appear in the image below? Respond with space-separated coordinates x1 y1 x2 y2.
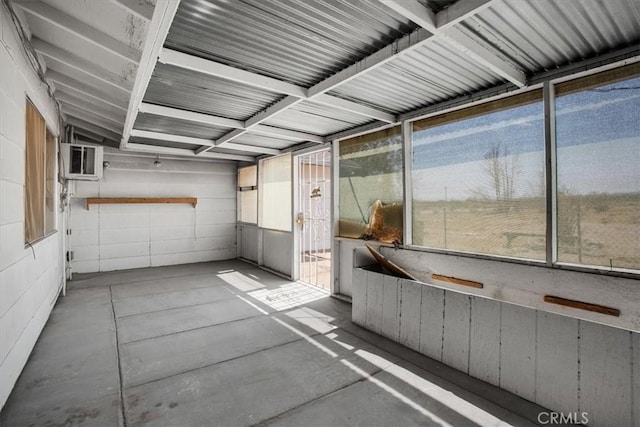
0 8 63 408
352 267 640 426
68 152 237 273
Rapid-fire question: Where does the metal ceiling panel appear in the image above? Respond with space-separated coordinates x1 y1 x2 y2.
263 100 375 135
134 113 230 140
463 0 640 74
144 63 281 120
329 39 501 114
165 0 419 87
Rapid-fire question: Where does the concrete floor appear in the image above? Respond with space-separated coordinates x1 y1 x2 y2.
1 260 545 426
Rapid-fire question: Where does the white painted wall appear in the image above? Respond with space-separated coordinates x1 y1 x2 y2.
350 247 640 426
238 223 258 263
68 150 237 273
0 9 64 409
262 229 292 277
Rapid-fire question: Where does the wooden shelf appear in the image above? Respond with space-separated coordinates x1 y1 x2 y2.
86 197 197 209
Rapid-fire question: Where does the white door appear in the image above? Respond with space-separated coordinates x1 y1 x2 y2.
295 149 332 290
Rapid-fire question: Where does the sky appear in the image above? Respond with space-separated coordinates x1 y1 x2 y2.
410 77 640 200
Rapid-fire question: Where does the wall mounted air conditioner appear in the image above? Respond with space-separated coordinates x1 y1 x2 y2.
61 143 104 180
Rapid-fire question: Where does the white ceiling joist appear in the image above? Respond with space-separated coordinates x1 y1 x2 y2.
16 1 141 64
382 0 526 87
120 0 182 149
48 71 128 111
109 0 154 21
159 49 306 98
159 48 395 125
56 91 126 123
32 39 133 92
66 117 121 142
130 130 281 155
139 102 323 143
125 143 255 162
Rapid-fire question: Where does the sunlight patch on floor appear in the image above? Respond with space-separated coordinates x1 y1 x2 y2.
248 282 327 311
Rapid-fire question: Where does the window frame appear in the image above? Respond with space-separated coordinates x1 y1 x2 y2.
333 62 639 279
25 98 57 246
237 164 258 225
258 153 293 232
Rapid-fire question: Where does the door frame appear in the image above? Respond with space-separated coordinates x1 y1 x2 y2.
292 146 334 293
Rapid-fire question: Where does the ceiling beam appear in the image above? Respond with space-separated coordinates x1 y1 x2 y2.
16 1 141 64
139 103 244 129
32 39 133 92
48 70 128 111
130 130 281 155
159 49 307 98
56 91 126 123
109 0 154 21
381 0 526 87
120 0 181 149
124 143 255 162
139 102 323 143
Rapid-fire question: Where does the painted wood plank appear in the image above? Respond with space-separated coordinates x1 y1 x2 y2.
87 197 197 209
351 268 367 327
468 296 501 386
500 303 536 402
442 291 471 373
419 285 444 361
536 311 579 413
365 271 384 334
399 279 422 351
579 321 633 426
381 274 400 341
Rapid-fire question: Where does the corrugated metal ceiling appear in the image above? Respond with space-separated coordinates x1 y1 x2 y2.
165 0 420 87
463 0 640 74
11 0 637 161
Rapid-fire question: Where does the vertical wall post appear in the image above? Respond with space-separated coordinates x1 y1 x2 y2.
331 139 340 295
543 81 558 266
402 120 413 247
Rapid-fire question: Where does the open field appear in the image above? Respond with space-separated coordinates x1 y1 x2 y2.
412 193 639 270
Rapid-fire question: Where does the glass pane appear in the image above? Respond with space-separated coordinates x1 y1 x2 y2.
338 126 403 243
83 147 95 175
240 190 258 224
238 165 257 187
556 74 640 270
260 154 292 231
411 92 545 260
70 146 83 174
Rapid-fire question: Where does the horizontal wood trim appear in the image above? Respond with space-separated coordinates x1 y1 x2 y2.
431 273 483 289
543 295 620 317
86 197 197 209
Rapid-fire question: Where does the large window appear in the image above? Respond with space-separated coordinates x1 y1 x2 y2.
555 68 640 270
25 100 56 243
339 126 403 243
411 91 545 260
238 165 257 224
259 153 292 231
